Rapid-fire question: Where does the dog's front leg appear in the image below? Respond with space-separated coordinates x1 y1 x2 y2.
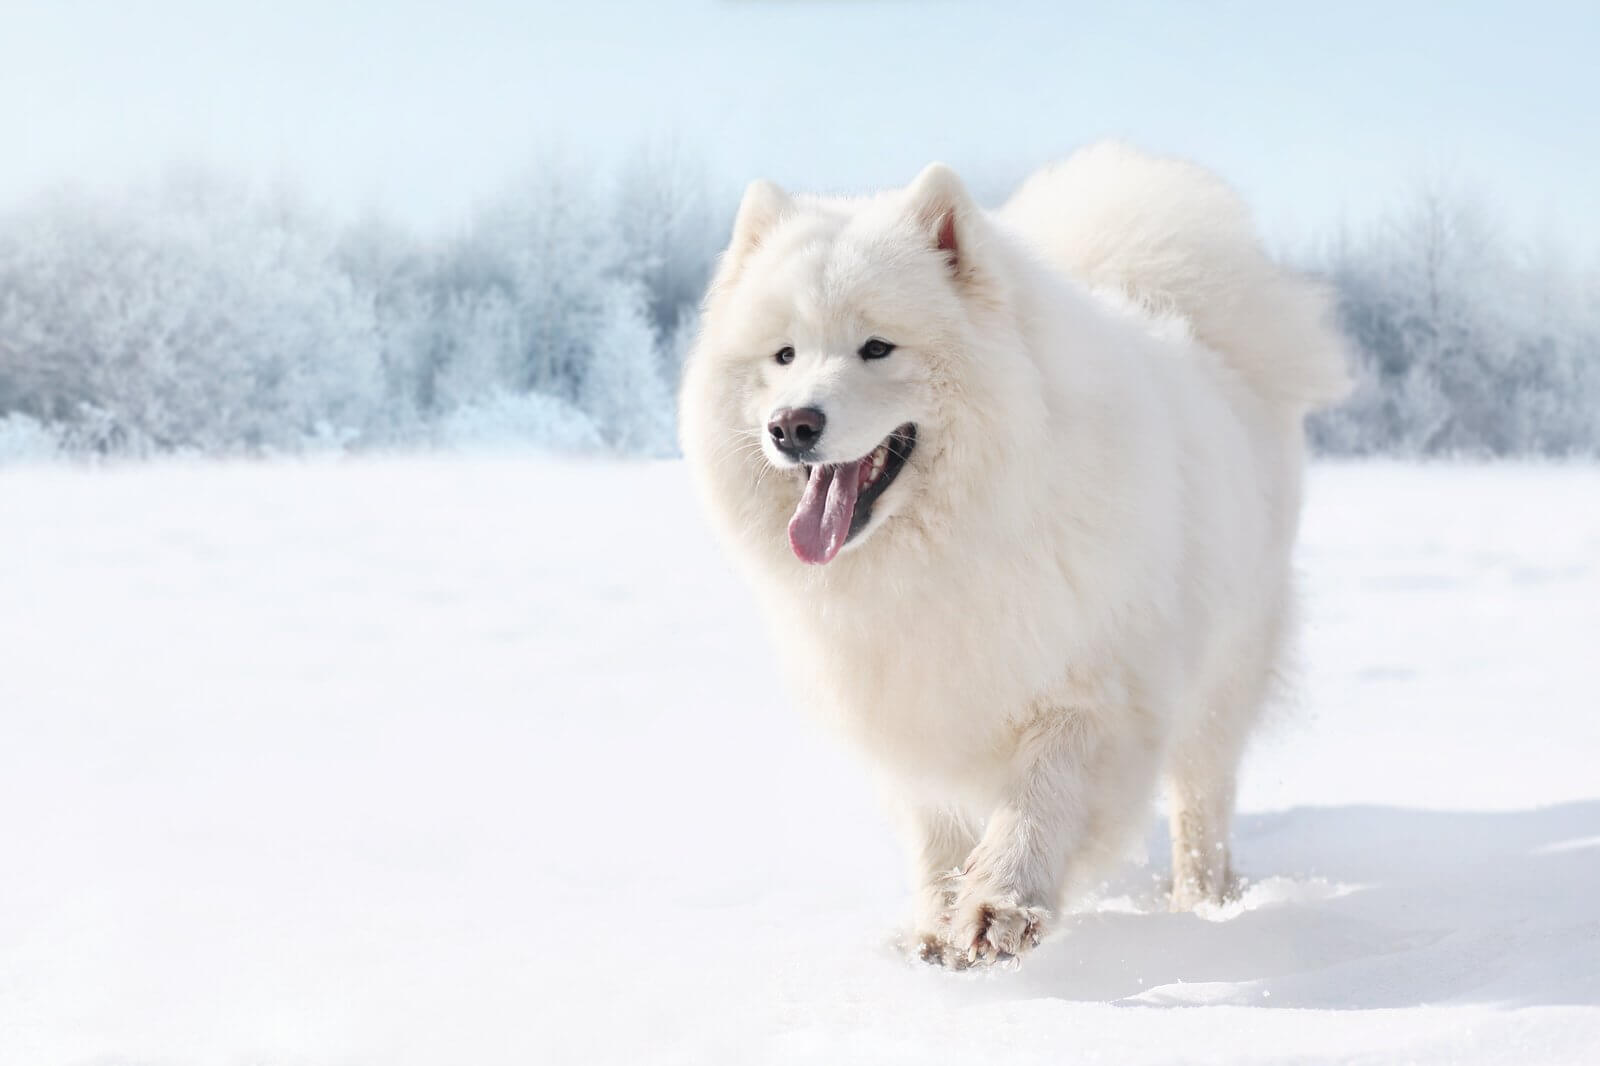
940 705 1161 966
893 802 979 961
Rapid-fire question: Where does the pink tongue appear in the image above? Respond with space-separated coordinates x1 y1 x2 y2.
787 462 862 565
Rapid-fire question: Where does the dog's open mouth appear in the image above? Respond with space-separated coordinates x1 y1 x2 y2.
787 424 916 565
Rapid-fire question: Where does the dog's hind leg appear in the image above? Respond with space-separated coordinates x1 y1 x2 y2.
1166 617 1283 911
1166 729 1243 911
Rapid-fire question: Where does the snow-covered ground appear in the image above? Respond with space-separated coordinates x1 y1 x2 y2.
1 458 1596 1065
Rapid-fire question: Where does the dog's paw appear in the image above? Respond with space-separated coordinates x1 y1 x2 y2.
947 893 1049 966
899 873 962 967
911 930 963 968
1169 866 1242 913
901 870 1050 969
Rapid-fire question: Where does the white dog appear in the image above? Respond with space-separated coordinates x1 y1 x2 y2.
678 143 1348 967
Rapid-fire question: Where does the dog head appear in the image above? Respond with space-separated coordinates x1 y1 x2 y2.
681 163 1028 569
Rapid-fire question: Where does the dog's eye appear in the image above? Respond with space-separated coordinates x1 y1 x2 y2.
859 339 896 360
774 346 795 366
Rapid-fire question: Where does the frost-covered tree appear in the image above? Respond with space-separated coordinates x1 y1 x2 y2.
612 141 727 351
1309 185 1600 457
418 155 679 450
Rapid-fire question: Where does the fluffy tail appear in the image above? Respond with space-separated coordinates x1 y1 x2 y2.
1000 142 1350 411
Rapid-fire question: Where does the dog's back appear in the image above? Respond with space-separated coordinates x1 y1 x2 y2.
1001 142 1350 413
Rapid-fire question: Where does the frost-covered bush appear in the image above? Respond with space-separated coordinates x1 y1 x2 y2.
0 411 62 462
433 390 603 454
577 284 679 455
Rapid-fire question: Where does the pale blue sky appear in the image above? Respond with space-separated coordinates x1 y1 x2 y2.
3 1 1596 245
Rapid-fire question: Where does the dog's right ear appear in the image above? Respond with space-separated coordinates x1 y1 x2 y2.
706 179 792 299
729 179 791 260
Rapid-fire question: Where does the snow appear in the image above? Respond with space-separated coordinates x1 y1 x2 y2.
0 458 1595 1065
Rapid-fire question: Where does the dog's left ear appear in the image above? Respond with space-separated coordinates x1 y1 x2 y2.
904 162 978 281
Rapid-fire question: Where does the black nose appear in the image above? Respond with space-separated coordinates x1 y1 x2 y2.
767 406 826 457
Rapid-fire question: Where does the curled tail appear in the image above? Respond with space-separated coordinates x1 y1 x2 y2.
1001 141 1351 411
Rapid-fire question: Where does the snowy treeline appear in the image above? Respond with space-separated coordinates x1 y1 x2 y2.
1309 190 1599 457
0 148 723 461
1 162 1595 461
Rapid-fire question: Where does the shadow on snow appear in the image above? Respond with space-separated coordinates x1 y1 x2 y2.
975 801 1599 1010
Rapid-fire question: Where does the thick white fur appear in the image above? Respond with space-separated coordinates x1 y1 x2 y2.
678 142 1348 966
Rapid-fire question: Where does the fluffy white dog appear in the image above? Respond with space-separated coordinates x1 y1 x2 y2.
678 143 1348 967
